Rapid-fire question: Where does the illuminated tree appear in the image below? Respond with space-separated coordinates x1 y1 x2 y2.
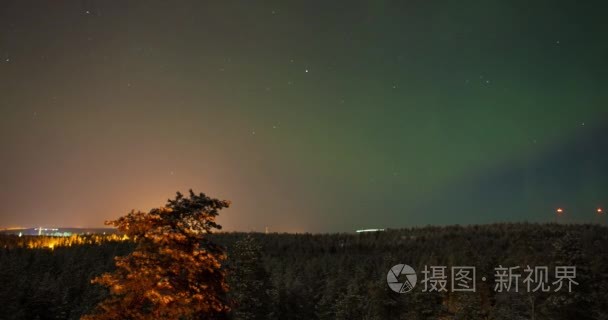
82 190 231 320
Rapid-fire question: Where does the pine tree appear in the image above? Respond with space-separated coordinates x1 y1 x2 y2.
227 235 272 320
82 190 231 320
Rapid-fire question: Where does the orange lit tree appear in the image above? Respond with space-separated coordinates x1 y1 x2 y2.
82 190 231 320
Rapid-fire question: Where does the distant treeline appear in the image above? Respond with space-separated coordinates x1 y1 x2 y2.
0 223 607 319
0 234 128 250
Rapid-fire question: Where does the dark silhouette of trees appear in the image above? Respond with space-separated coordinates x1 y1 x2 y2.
82 190 231 320
1 222 607 319
227 235 272 319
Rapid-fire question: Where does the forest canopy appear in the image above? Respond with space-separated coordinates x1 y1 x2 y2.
0 222 606 319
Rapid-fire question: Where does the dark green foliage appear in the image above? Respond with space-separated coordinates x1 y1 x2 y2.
0 223 607 319
0 241 134 320
226 235 272 319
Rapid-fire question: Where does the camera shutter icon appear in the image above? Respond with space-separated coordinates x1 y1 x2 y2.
387 264 417 293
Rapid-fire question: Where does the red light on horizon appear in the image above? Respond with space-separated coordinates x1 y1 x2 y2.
598 208 604 215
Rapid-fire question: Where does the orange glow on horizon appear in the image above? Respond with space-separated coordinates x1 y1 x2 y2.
12 234 131 250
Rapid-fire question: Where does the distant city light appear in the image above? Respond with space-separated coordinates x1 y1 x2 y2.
356 229 385 233
556 208 564 215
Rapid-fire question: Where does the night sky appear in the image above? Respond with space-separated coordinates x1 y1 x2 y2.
1 1 607 232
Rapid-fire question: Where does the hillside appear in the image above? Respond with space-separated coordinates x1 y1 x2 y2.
0 223 606 319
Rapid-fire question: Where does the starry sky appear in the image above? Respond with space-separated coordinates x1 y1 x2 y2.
1 0 607 232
